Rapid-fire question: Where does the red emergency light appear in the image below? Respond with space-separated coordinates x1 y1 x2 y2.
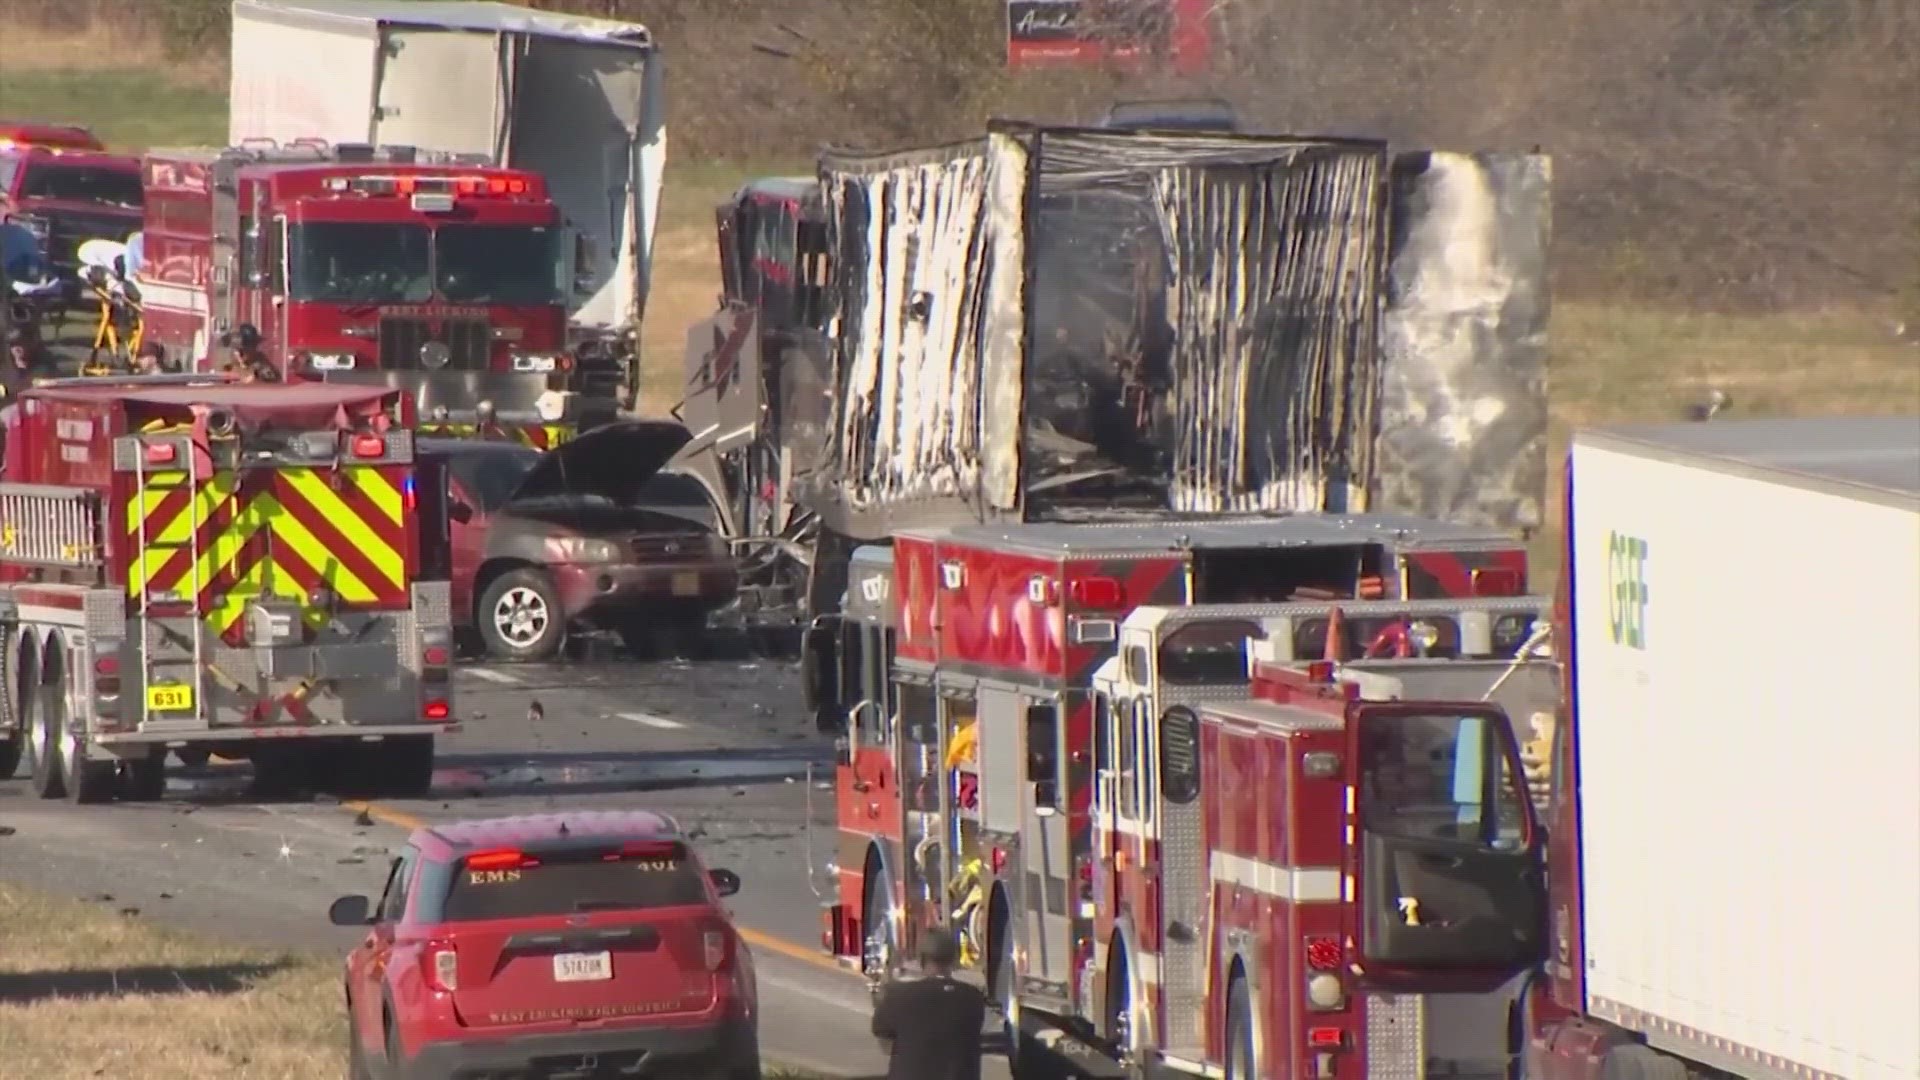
464 848 537 871
1068 577 1125 609
1304 936 1341 970
350 434 386 458
423 699 451 721
143 442 177 465
323 174 532 198
1307 1026 1345 1049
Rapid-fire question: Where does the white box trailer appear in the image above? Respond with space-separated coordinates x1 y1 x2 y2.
1561 418 1920 1080
229 0 664 345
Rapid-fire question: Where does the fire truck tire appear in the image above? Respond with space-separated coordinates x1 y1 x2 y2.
1223 977 1255 1080
26 674 66 800
121 751 167 803
60 727 118 806
377 737 435 799
478 569 566 661
0 731 21 781
174 747 212 769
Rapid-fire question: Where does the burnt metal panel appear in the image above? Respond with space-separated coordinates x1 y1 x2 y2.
1374 151 1551 531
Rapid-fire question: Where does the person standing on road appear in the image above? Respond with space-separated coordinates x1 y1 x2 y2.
871 926 988 1080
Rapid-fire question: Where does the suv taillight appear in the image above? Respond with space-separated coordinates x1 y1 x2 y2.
703 929 729 972
424 941 458 991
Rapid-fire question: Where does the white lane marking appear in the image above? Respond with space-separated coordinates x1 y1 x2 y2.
620 711 685 730
465 668 522 684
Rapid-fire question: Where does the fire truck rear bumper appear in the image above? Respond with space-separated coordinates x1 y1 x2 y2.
94 723 459 746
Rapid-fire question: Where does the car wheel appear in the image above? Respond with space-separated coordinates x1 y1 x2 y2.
346 1010 373 1080
478 569 565 661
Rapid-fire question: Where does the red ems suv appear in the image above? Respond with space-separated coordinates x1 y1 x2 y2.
331 810 760 1080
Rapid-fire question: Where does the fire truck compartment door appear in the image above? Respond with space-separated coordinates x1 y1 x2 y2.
1350 703 1547 993
372 29 507 158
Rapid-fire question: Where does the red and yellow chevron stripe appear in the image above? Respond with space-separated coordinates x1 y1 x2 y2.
126 465 411 637
418 422 574 449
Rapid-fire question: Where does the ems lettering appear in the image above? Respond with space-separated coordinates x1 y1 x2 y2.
1605 531 1649 650
467 869 521 885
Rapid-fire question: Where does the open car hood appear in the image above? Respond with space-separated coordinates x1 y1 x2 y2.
506 419 694 507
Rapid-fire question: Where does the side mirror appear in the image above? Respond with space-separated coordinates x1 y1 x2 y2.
328 895 372 926
708 868 741 897
448 501 473 524
572 233 596 294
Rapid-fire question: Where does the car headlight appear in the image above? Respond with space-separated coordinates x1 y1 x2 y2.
304 351 357 372
547 536 623 563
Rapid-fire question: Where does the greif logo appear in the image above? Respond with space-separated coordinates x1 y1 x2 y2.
1606 531 1649 649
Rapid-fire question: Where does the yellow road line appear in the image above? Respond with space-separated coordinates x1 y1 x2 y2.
335 799 858 979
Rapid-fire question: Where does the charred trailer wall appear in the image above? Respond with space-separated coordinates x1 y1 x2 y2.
814 137 1029 529
1018 130 1392 514
1374 152 1552 531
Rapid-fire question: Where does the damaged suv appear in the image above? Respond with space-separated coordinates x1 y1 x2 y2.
422 421 738 661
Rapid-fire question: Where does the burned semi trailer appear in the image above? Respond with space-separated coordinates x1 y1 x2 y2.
667 123 1550 683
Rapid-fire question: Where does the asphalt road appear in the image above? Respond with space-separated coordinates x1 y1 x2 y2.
0 649 1516 1077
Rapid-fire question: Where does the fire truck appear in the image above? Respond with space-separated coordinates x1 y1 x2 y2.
809 515 1556 1075
136 141 617 447
0 374 457 803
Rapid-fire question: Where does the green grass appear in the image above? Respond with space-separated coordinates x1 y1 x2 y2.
0 67 226 150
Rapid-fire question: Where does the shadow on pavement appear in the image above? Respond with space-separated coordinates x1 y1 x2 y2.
0 959 290 1003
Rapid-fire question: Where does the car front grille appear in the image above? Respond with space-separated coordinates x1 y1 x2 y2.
630 533 714 561
378 316 491 371
46 211 138 271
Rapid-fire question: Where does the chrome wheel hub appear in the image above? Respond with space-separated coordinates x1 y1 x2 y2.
493 587 550 646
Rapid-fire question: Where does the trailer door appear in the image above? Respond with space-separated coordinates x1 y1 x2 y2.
372 28 508 158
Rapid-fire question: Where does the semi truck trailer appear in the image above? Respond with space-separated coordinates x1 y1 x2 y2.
1530 417 1920 1080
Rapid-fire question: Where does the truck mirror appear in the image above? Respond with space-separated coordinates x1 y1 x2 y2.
1033 779 1058 814
572 233 596 293
803 619 842 730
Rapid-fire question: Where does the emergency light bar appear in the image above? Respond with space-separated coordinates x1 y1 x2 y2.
322 174 532 198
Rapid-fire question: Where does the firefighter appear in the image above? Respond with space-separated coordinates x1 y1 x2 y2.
221 323 281 383
870 926 987 1080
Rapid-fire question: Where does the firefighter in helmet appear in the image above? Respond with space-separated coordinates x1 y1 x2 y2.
221 323 280 383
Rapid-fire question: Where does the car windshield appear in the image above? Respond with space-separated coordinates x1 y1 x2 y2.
451 444 540 512
438 842 711 922
19 163 143 208
289 222 432 303
436 224 563 305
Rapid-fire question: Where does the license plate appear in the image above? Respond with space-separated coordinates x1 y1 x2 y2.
671 572 701 597
145 683 194 713
553 951 613 983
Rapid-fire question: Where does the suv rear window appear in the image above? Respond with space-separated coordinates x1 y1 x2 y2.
439 842 710 922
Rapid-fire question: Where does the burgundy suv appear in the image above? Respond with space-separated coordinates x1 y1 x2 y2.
418 420 739 661
331 810 760 1080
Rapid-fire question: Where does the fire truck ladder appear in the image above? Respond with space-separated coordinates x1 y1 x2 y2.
132 441 207 727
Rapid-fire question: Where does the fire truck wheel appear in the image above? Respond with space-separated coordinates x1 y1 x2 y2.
60 718 118 806
478 570 565 661
0 730 21 781
378 737 435 799
26 678 65 800
1223 977 1255 1079
121 751 167 803
174 747 212 769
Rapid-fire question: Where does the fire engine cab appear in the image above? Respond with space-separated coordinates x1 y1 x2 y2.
811 515 1555 1076
136 141 617 447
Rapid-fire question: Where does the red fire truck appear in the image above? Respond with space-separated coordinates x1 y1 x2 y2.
0 373 457 802
810 515 1554 1075
136 141 615 447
